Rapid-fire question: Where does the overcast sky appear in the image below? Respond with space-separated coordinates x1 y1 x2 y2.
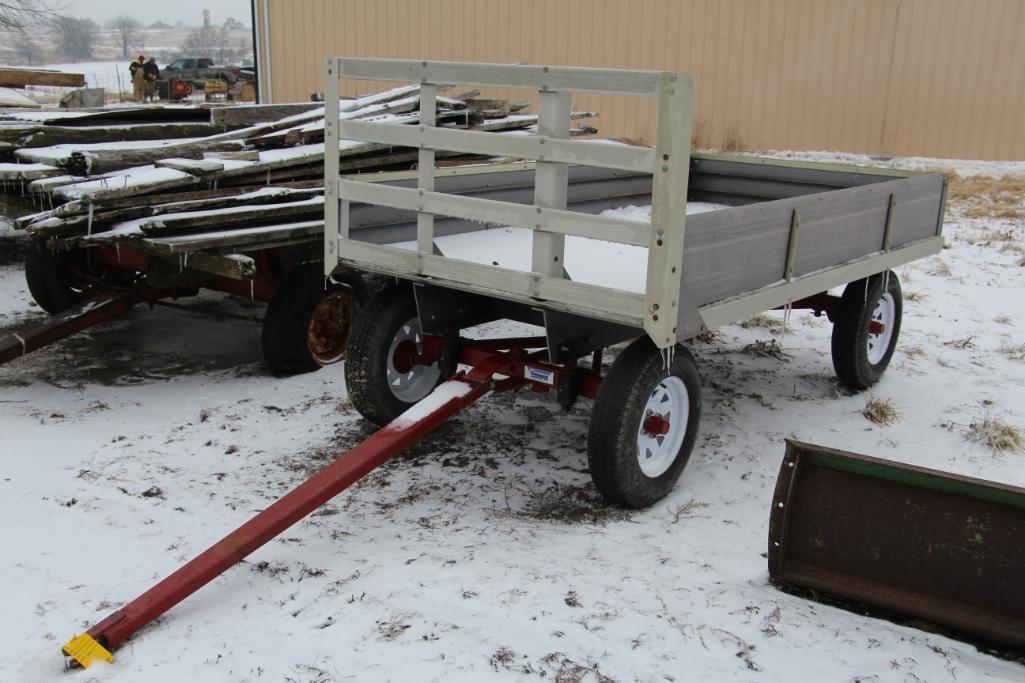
59 0 252 27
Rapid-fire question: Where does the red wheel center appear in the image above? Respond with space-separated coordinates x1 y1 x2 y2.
392 339 418 374
869 320 886 335
642 413 671 436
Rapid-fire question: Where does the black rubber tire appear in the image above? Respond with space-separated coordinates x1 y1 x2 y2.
830 271 903 390
24 239 89 314
344 284 445 426
587 337 702 509
262 263 366 375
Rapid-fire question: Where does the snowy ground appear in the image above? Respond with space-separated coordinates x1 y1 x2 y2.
1 155 1025 682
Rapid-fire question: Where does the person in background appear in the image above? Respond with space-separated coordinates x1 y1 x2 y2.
143 57 160 102
129 55 145 103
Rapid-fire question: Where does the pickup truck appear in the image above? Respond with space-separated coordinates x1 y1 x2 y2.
157 58 254 99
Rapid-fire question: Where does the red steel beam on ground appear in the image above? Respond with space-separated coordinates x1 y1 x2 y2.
0 288 175 367
62 374 493 667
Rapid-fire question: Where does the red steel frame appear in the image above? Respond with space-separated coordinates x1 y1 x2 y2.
62 335 605 667
87 245 281 303
1 245 287 368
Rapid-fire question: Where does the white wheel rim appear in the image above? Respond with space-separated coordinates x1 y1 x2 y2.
867 292 896 365
635 375 689 478
385 317 442 402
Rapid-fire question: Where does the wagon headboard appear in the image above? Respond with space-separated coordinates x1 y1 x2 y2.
323 58 700 348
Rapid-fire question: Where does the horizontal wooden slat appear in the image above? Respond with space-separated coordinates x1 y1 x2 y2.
339 240 646 325
337 179 651 246
333 58 666 96
339 120 655 173
140 220 324 253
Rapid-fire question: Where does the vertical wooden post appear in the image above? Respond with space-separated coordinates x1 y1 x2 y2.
417 83 437 256
530 88 571 277
645 72 693 348
323 57 341 275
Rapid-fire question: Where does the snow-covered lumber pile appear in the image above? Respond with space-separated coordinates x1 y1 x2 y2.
0 86 597 278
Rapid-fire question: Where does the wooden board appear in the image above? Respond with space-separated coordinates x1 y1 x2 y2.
155 158 226 175
0 68 85 88
209 102 321 127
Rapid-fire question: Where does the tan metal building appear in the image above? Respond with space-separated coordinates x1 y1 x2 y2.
252 0 1025 160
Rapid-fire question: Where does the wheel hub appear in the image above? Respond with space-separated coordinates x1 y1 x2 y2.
642 412 671 437
391 339 418 374
307 291 356 365
635 376 689 478
385 317 443 403
866 292 896 365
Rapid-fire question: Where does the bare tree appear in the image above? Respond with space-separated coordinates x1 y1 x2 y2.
181 25 251 64
108 14 142 58
51 15 97 60
13 28 40 63
0 0 60 30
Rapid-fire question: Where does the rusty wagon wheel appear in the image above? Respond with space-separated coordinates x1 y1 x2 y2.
24 238 137 314
830 270 903 390
262 262 366 375
587 337 702 509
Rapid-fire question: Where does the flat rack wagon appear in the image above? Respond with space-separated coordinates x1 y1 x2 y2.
61 59 946 667
324 58 946 507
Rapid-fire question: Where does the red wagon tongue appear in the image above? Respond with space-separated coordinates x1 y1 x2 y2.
61 337 607 668
64 371 495 668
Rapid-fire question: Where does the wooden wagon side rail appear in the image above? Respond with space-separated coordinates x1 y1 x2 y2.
323 58 695 348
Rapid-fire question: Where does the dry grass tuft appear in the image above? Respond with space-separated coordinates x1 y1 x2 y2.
966 416 1025 453
904 290 927 302
981 227 1018 242
742 339 789 360
902 345 927 359
929 260 953 277
924 166 960 185
944 335 976 349
962 227 1022 247
668 499 711 524
490 647 516 668
863 396 900 426
740 313 782 332
693 328 723 344
376 615 413 641
928 167 1025 220
1000 339 1025 362
994 315 1014 325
